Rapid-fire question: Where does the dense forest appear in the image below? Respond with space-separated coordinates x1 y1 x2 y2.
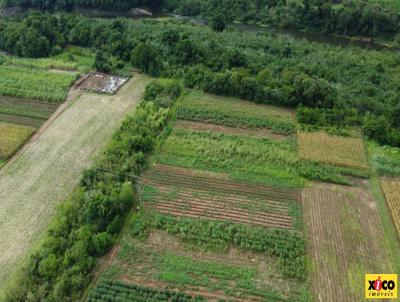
1 12 399 147
1 0 162 10
3 0 400 40
165 0 400 40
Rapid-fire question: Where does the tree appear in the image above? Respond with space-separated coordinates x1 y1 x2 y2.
94 50 113 73
211 14 227 32
131 42 162 76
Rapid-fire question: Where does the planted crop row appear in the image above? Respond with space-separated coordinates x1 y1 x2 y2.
0 65 77 102
146 164 300 201
176 106 295 135
157 129 360 187
298 131 369 170
131 211 307 280
87 279 205 302
0 96 58 120
381 179 400 238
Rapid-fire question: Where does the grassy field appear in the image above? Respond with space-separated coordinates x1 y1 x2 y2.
0 74 150 292
0 122 35 159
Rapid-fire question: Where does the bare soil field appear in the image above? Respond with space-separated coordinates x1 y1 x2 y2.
0 74 150 291
77 72 128 94
302 181 394 302
174 120 291 141
143 164 299 229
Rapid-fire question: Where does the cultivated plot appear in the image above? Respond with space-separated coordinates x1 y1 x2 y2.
89 230 304 302
0 122 35 158
381 178 400 238
302 181 394 302
0 74 150 291
143 164 301 230
176 90 296 135
298 131 369 170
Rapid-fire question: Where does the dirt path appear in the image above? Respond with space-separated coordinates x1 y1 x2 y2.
0 73 150 291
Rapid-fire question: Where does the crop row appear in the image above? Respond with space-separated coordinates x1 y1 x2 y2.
0 65 77 102
146 164 300 202
174 120 290 141
87 279 205 302
381 179 400 238
176 106 295 135
0 122 35 158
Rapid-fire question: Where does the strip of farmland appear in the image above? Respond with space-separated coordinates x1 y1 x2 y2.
174 120 291 141
144 164 300 229
302 182 394 302
0 74 150 291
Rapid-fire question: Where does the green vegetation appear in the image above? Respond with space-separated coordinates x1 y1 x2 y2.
157 128 367 187
87 279 205 302
177 91 295 135
131 211 306 281
1 81 181 302
0 65 77 102
165 0 400 40
1 13 400 146
368 142 400 176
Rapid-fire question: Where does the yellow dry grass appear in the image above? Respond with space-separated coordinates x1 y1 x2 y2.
381 178 400 238
0 122 35 158
298 131 369 170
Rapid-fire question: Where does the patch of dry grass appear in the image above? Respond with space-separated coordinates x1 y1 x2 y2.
381 178 400 238
0 123 35 159
298 131 369 170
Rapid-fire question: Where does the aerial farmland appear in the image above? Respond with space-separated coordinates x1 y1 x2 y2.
1 2 400 302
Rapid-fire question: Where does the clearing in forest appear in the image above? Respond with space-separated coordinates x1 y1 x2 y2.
298 131 369 170
302 181 394 302
0 74 150 291
143 164 301 230
0 122 35 158
381 178 400 238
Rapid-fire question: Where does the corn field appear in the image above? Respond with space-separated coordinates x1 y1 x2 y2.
381 178 400 238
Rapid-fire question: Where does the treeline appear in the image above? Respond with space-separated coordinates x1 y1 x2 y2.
165 0 400 40
1 13 399 147
2 0 162 10
1 81 182 301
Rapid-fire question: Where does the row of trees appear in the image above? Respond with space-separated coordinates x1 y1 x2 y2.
2 0 162 10
1 13 399 146
165 0 400 40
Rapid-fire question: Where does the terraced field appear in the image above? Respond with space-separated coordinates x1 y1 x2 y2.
0 122 35 158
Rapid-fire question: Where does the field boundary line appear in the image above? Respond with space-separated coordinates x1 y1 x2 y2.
0 73 90 177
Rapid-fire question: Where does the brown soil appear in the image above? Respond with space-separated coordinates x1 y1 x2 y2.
175 120 290 140
302 181 394 302
76 72 128 94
